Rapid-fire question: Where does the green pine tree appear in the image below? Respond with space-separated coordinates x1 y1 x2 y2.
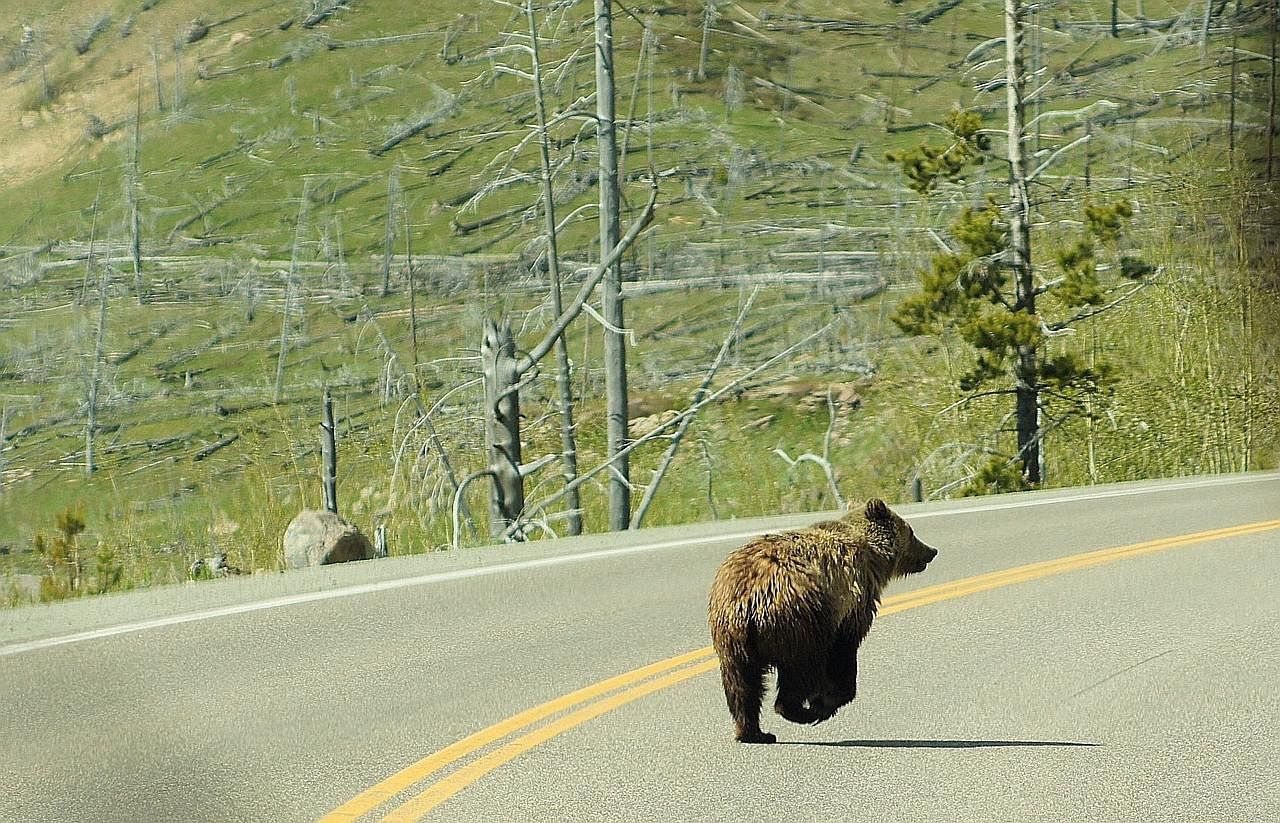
38 503 88 601
888 110 1155 494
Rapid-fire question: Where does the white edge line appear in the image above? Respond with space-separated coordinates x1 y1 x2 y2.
907 473 1278 519
0 533 740 658
2 473 1275 657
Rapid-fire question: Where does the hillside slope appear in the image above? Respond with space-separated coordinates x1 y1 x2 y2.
2 0 1264 255
1 0 1275 598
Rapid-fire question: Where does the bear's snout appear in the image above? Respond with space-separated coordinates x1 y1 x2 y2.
907 538 938 573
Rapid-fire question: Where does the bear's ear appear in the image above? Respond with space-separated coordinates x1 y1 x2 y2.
865 498 891 522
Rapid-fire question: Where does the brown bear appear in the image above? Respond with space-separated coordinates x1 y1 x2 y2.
707 498 938 743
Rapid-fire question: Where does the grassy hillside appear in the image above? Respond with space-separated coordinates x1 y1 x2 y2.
3 0 1266 254
1 0 1276 602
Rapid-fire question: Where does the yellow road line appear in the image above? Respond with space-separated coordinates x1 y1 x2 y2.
379 658 723 823
317 647 711 822
879 519 1280 615
324 517 1280 822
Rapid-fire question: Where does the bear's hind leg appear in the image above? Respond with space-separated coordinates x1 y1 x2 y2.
816 621 863 720
774 665 828 725
824 652 857 708
719 654 774 744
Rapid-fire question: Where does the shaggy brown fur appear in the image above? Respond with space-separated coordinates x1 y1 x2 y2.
707 499 938 743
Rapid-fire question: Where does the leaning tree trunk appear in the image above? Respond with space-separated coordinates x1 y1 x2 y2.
482 319 525 537
1005 0 1042 485
528 0 582 535
595 0 630 530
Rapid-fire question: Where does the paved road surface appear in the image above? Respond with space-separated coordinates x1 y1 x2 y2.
2 473 1277 822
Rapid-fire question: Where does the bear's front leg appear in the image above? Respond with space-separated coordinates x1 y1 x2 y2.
739 729 777 744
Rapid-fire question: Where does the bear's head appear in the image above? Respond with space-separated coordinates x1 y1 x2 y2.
864 498 938 578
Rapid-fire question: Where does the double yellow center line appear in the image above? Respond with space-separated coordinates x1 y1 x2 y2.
320 518 1280 822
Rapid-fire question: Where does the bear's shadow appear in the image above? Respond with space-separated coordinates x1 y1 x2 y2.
780 739 1101 749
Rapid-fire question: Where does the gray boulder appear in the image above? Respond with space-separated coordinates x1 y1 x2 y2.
283 509 375 569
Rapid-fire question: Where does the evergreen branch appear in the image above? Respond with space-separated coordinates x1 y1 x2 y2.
1047 277 1154 331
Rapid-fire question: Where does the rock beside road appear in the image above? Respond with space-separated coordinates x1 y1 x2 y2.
283 510 375 569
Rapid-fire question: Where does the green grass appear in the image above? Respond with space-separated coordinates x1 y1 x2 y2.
0 279 894 582
1 0 1255 254
2 0 1276 604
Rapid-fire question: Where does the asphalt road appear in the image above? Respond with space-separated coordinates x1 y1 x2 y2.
1 473 1277 823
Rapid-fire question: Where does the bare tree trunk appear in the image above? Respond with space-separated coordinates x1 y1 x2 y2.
86 258 108 478
1005 0 1041 485
595 0 630 530
128 75 146 305
697 1 717 81
275 184 309 404
1029 2 1042 154
381 165 399 297
699 438 718 519
274 267 295 405
1241 259 1254 470
151 41 165 112
82 186 101 303
528 0 582 535
482 319 524 537
82 187 103 477
321 387 337 513
406 204 419 382
1200 0 1213 62
1084 119 1093 191
173 45 184 111
470 184 657 544
1229 2 1239 166
1270 0 1278 181
1111 0 1119 37
618 21 651 193
0 403 8 490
